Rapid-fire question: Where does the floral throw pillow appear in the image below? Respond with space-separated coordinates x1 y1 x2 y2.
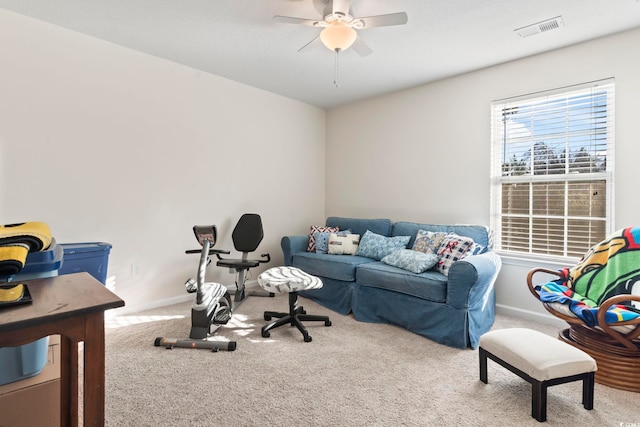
307 226 338 252
355 230 411 261
436 233 474 276
381 249 439 274
412 229 447 254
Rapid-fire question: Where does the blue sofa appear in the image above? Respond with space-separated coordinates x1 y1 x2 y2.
281 217 501 349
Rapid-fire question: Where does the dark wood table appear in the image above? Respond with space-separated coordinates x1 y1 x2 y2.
0 272 124 427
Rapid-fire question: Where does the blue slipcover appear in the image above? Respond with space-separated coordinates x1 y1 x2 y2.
281 217 501 349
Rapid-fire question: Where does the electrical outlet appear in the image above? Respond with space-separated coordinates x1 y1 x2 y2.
131 262 141 278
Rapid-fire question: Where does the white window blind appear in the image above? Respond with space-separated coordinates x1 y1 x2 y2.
490 79 615 259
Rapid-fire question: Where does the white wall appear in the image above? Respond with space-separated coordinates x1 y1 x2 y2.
3 9 639 322
326 28 640 324
0 10 326 313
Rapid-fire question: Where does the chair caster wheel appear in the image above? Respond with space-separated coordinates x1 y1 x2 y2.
262 330 270 338
304 335 312 342
325 320 332 326
264 314 272 321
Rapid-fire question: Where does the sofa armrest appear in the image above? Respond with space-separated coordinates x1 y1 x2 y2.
281 235 309 266
446 251 501 310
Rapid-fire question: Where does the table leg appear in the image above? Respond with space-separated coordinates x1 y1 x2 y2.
59 334 79 427
83 312 106 427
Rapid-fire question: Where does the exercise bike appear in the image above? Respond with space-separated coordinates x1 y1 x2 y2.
154 225 237 352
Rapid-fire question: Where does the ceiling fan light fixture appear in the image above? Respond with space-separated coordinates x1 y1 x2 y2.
320 23 357 52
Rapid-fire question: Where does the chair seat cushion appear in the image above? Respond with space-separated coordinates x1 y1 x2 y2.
356 261 447 303
216 259 260 269
292 252 376 281
258 266 323 293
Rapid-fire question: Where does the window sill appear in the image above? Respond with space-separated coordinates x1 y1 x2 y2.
495 250 580 269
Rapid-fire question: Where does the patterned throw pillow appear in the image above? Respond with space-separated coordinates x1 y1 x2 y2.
327 233 360 255
436 234 474 276
356 230 411 261
381 249 440 274
412 229 447 254
314 229 352 254
307 226 338 252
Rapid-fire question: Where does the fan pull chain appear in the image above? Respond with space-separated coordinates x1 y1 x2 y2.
333 48 341 88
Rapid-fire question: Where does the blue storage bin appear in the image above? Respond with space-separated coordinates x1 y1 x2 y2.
0 338 50 386
0 240 62 386
58 242 112 285
8 239 64 281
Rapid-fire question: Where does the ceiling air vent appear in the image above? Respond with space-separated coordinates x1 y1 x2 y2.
515 16 564 38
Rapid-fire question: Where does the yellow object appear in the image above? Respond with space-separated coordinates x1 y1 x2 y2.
0 284 24 303
0 221 52 251
0 244 30 276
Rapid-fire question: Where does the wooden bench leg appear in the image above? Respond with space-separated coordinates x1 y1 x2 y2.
479 345 593 422
479 347 488 384
531 380 547 422
583 372 594 410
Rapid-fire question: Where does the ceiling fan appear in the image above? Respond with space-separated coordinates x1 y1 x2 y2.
273 0 409 57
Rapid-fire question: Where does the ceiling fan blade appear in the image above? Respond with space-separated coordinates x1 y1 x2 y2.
297 36 320 52
273 15 322 26
332 0 351 16
359 12 408 28
351 37 373 57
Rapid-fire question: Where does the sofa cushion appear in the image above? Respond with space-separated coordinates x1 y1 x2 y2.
356 262 447 303
291 252 376 282
392 222 490 251
327 233 360 255
356 231 411 261
326 217 392 238
381 249 439 274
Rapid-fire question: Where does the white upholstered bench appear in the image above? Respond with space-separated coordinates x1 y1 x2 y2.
479 328 597 422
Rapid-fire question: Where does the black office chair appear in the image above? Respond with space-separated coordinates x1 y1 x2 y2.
216 213 272 303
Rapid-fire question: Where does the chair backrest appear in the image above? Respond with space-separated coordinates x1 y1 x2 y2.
232 214 263 253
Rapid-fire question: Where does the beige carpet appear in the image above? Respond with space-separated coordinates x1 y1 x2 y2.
104 294 638 426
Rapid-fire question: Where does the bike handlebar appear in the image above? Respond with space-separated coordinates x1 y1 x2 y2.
185 248 231 255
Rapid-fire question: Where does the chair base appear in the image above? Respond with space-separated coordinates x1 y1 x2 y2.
261 292 331 342
560 328 640 392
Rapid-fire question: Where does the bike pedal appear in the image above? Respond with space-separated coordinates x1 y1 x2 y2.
213 311 231 325
185 278 197 293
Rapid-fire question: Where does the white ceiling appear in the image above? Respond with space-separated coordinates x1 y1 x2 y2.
2 0 639 109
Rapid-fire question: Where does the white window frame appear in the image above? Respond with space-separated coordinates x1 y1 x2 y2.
490 79 615 262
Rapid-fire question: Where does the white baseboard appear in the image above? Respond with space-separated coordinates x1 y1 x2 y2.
108 280 259 317
495 303 566 328
106 294 192 317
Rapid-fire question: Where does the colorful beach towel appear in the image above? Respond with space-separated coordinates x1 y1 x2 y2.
569 227 640 305
535 227 640 327
536 281 640 327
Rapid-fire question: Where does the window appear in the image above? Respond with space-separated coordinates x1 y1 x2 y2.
490 79 615 259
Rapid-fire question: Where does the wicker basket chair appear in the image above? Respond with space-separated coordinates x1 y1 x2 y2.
527 267 640 392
